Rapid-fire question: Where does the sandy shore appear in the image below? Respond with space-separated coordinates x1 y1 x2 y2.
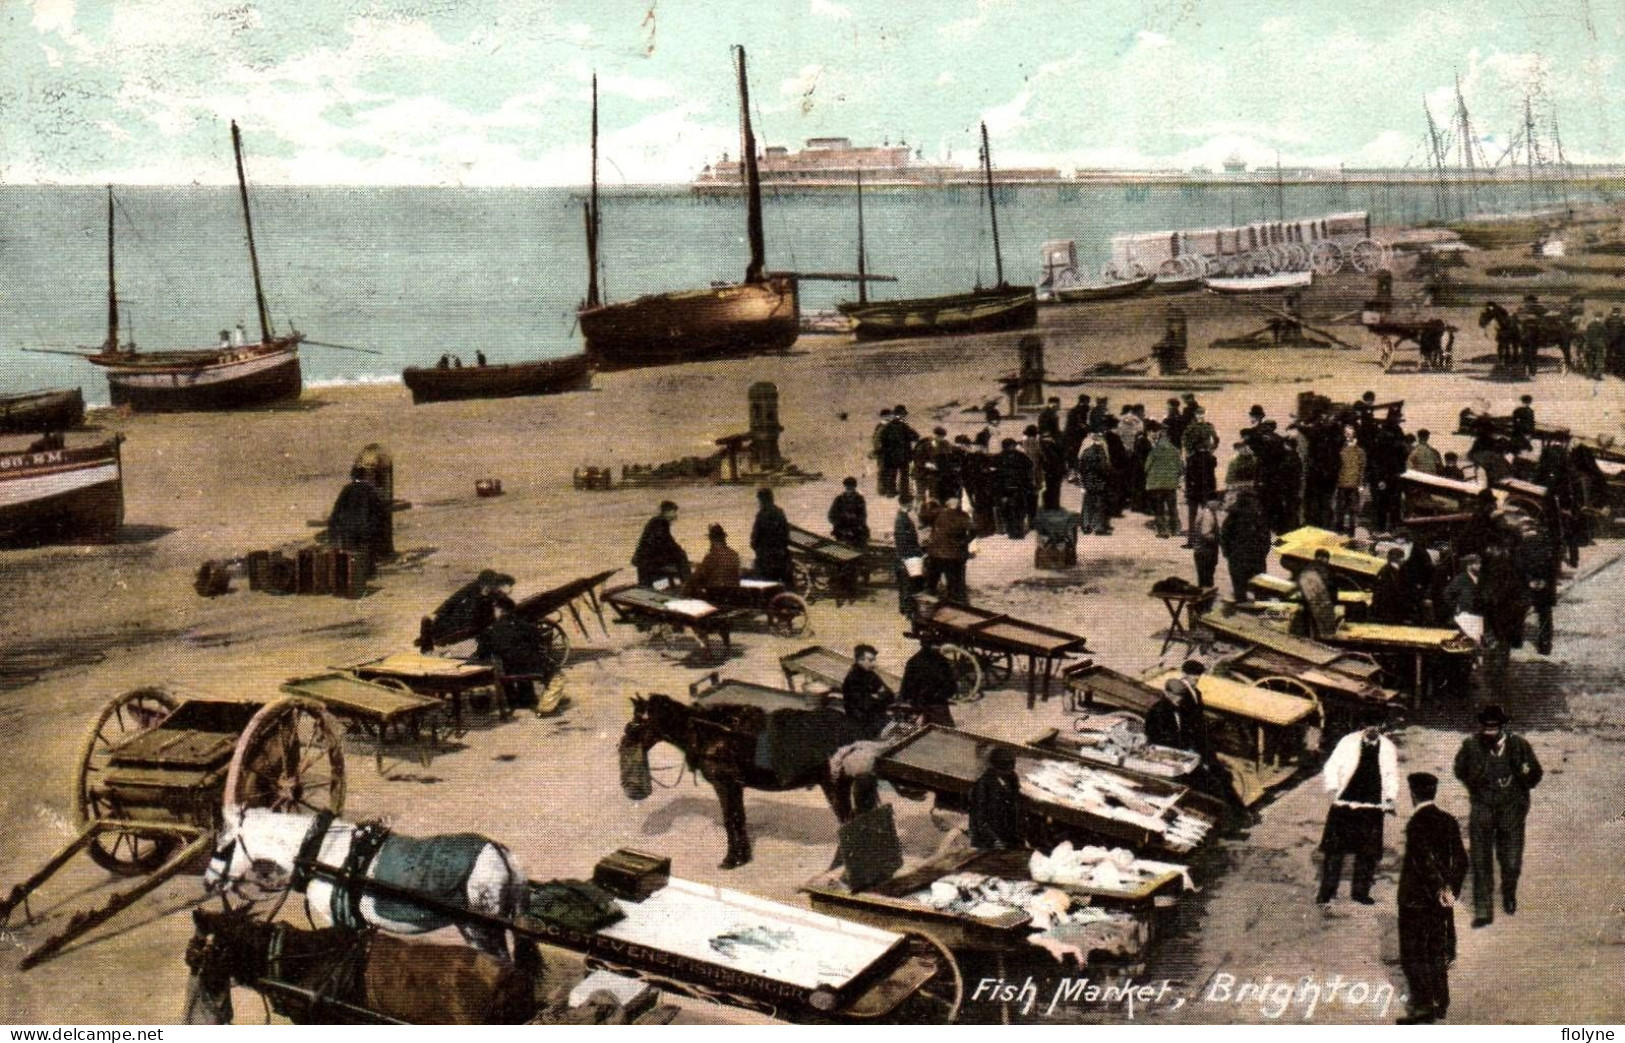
3 246 1624 1023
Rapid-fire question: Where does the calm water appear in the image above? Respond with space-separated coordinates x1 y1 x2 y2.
0 179 1596 402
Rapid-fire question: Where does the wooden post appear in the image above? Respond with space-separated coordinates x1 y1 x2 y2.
748 382 783 470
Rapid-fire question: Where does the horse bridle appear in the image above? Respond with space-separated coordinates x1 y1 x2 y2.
627 705 691 789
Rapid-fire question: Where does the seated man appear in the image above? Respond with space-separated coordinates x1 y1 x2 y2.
841 643 896 740
828 476 871 546
632 500 690 588
419 569 516 650
475 608 563 713
683 524 741 597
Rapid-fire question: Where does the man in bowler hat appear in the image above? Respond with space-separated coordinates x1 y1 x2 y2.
1453 704 1542 926
1396 772 1468 1024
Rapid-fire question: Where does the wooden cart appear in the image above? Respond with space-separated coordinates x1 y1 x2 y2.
909 600 1091 708
873 726 1217 856
280 671 447 771
295 851 964 1024
604 580 809 651
787 523 896 601
421 568 617 659
343 650 500 733
1273 526 1387 591
0 688 345 969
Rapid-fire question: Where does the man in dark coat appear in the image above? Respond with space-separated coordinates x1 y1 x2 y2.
1219 488 1270 601
1395 772 1469 1024
1369 547 1416 624
632 501 690 586
994 438 1036 538
1062 393 1092 469
1037 396 1063 440
877 405 919 499
841 643 896 741
1513 518 1558 655
1453 704 1543 926
968 747 1023 850
828 477 870 546
421 569 515 650
923 496 974 603
684 523 742 597
893 493 922 617
1182 445 1217 543
749 488 793 585
1076 434 1113 535
899 639 958 728
1038 432 1067 512
1102 417 1131 519
328 465 390 578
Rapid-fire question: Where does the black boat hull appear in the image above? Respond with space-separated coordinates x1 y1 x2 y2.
839 287 1038 343
402 354 594 404
0 439 124 547
101 348 302 413
580 277 800 370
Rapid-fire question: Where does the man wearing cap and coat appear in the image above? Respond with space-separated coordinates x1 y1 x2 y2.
1316 711 1399 905
1453 705 1542 926
968 747 1023 850
750 488 794 585
1396 771 1468 1025
421 569 516 650
877 406 919 498
899 640 958 728
633 502 690 587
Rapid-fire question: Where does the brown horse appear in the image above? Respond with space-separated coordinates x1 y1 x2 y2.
618 693 863 869
183 907 537 1025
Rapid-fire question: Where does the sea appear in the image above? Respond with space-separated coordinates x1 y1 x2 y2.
0 179 1596 403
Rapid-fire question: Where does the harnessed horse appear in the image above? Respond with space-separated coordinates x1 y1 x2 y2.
1479 302 1574 375
203 807 529 961
183 907 535 1024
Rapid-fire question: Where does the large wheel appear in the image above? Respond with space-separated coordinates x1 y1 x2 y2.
1255 675 1326 752
225 697 346 815
536 618 573 675
77 687 181 875
980 650 1015 688
937 644 984 703
1350 240 1386 274
766 592 811 636
1310 242 1343 276
791 560 827 599
863 931 964 1024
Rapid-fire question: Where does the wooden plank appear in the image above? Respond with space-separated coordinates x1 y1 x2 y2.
114 728 236 768
100 764 221 791
1333 622 1474 652
1201 610 1345 667
1145 671 1316 728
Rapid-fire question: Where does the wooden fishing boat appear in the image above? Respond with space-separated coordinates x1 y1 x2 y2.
1202 271 1313 295
0 388 85 434
1446 212 1563 251
838 123 1037 343
0 435 123 547
34 125 302 412
578 49 799 370
1150 274 1201 294
1052 275 1154 304
401 354 592 404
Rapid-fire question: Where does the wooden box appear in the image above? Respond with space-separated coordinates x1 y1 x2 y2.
592 848 671 901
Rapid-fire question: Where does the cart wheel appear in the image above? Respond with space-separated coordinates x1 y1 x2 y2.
980 651 1015 688
536 619 573 674
226 697 347 816
1350 239 1386 274
792 561 826 599
77 687 182 875
1256 675 1326 751
891 932 964 1024
766 592 811 637
938 644 983 703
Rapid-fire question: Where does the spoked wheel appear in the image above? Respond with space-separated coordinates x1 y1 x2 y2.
766 592 811 636
77 687 181 875
980 651 1015 688
225 697 347 815
878 932 964 1024
938 644 984 703
1350 239 1387 274
536 618 573 675
792 560 827 599
1310 242 1342 276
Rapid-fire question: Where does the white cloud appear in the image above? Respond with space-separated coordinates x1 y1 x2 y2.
31 0 76 36
596 72 674 102
981 90 1031 137
1260 16 1291 35
937 13 987 39
1136 30 1171 48
810 0 852 21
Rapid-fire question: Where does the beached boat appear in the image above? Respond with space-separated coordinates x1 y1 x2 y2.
578 48 798 370
1446 212 1565 251
39 125 302 412
838 123 1037 342
1203 271 1314 295
401 354 593 405
1053 275 1154 303
1151 274 1202 294
0 388 85 434
0 435 123 547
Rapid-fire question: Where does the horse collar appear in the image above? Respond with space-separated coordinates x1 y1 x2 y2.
288 810 338 893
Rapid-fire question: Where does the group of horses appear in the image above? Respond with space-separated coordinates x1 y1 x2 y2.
1478 302 1578 376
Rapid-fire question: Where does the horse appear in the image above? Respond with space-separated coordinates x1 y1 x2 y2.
618 693 863 869
183 907 536 1025
203 807 531 962
1479 302 1574 375
1478 302 1523 371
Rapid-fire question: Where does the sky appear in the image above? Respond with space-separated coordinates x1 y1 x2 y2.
1 0 1621 185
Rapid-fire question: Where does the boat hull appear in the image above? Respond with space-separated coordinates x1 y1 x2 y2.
402 354 594 404
1052 276 1154 304
1447 215 1559 251
839 287 1038 342
0 388 86 434
93 343 302 412
1202 272 1314 295
0 438 124 547
579 278 800 370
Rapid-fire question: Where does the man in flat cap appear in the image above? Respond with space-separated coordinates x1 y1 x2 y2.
1453 704 1543 926
633 500 689 587
968 746 1023 851
1396 771 1468 1024
420 568 516 650
1317 707 1398 905
828 476 870 546
684 523 741 597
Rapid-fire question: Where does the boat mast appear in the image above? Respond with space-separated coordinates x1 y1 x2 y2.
1523 94 1537 212
1423 98 1451 221
855 167 868 304
104 186 120 352
1275 151 1284 221
585 73 602 308
231 121 273 344
981 122 1004 288
735 46 766 285
1453 75 1479 214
